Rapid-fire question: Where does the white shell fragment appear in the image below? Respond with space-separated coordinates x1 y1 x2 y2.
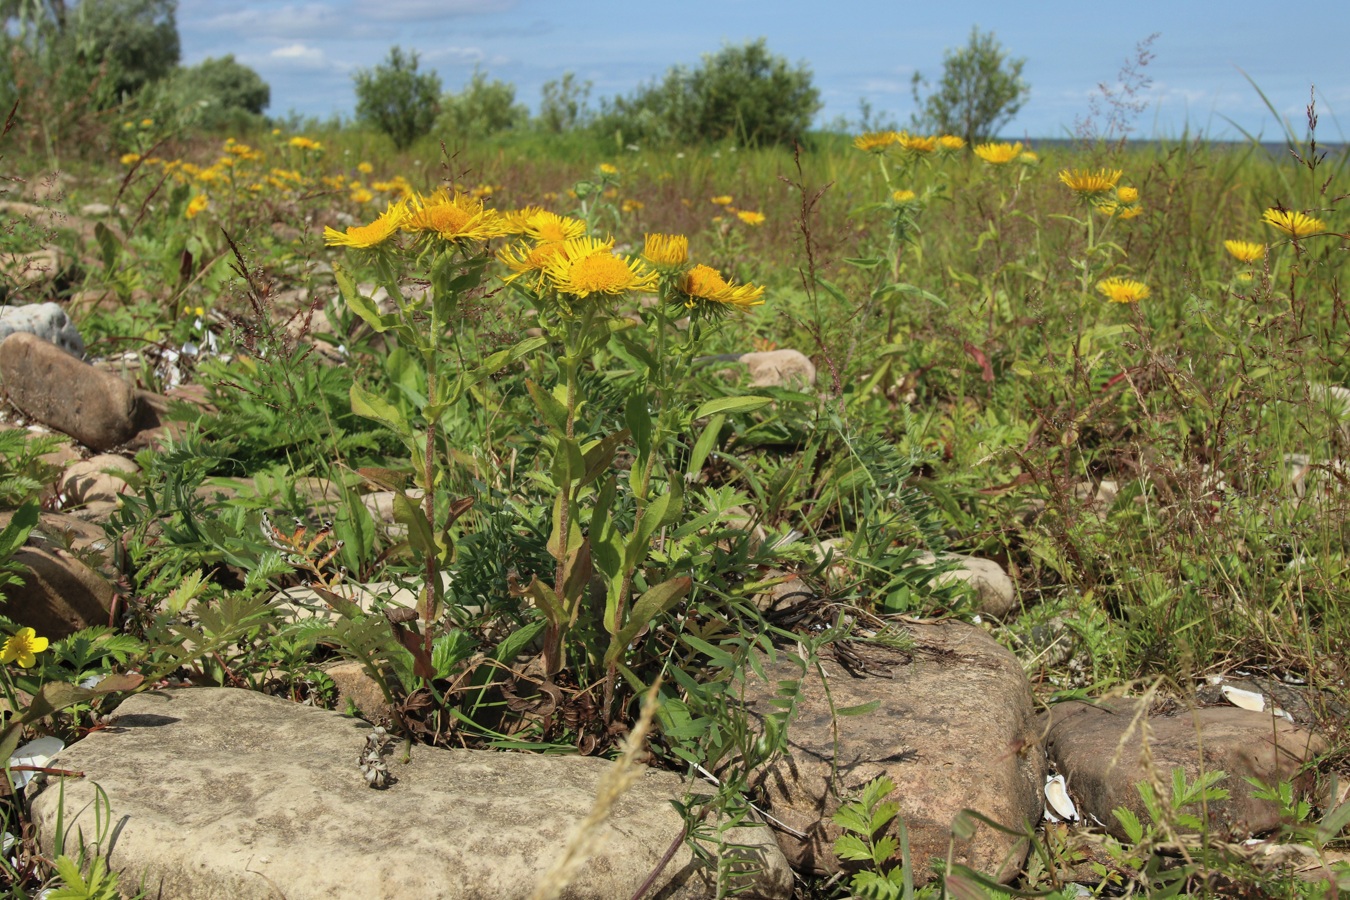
7 736 65 790
1221 685 1266 712
1044 774 1079 823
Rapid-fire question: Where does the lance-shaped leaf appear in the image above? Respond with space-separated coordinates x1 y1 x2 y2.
527 379 569 435
335 263 397 332
350 384 412 440
693 395 772 419
605 576 691 664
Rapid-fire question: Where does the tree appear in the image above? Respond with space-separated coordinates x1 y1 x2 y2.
595 39 821 147
910 27 1028 143
353 46 441 151
537 72 591 133
435 68 527 139
175 55 269 115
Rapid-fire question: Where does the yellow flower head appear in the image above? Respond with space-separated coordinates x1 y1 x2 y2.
897 133 938 154
289 135 322 151
185 194 209 219
973 142 1023 165
523 210 587 243
736 209 766 226
1116 186 1139 204
621 198 644 213
678 264 766 312
643 233 689 270
891 189 917 204
1223 240 1265 263
543 236 658 299
357 161 374 175
119 152 141 166
853 131 900 153
937 135 966 151
1059 168 1123 199
350 187 374 204
1 627 48 668
1018 150 1039 165
323 199 409 249
1096 276 1150 304
498 240 568 288
598 163 618 175
1262 208 1325 239
404 189 508 244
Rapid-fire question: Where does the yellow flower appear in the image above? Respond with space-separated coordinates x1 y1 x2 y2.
1116 186 1139 204
621 198 645 213
1059 168 1123 198
470 183 496 199
523 210 587 243
937 135 966 150
736 210 766 226
289 136 322 151
119 152 141 166
139 117 154 127
853 131 900 153
357 161 374 175
1096 276 1150 304
322 199 409 249
897 133 938 154
1018 150 1039 164
679 264 766 311
598 163 618 175
1223 240 1265 263
1116 205 1143 219
503 206 546 233
543 236 658 298
643 233 689 270
404 189 508 243
350 187 374 204
1262 208 1325 239
891 189 917 204
185 194 209 219
542 191 559 202
710 195 733 206
1 628 48 668
973 141 1023 165
498 240 567 288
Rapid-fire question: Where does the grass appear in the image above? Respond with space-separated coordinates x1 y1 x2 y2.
1 113 1347 897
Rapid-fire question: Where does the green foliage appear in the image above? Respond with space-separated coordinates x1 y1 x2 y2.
833 775 914 900
148 53 270 130
595 39 821 147
910 26 1028 143
68 0 178 103
353 46 441 151
436 68 528 140
537 72 592 133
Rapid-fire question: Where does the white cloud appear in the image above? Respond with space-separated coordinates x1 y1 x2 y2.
364 0 517 21
270 43 330 70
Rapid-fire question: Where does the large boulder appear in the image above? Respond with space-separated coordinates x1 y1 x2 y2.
4 546 114 638
0 333 146 450
32 688 794 900
744 621 1045 882
1039 699 1327 841
0 302 84 356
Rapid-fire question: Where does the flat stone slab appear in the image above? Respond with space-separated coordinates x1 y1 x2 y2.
1039 700 1328 841
32 688 793 900
745 621 1045 882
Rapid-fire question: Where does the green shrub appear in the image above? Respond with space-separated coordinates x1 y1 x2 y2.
353 46 441 151
435 68 528 140
536 71 592 133
594 38 820 147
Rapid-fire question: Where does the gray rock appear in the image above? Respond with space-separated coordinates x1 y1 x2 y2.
1038 700 1327 841
744 621 1044 882
738 349 816 388
0 302 83 356
917 551 1018 618
32 688 794 900
0 333 143 450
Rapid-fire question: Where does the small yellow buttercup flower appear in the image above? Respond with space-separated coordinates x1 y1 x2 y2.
736 210 766 226
1 627 49 668
185 194 209 219
1096 276 1150 304
322 199 409 249
973 142 1023 165
1262 208 1325 239
1059 168 1123 199
678 264 765 312
543 236 658 299
1224 240 1265 263
853 131 900 153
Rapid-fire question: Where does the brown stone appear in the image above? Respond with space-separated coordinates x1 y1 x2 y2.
0 510 108 556
32 688 794 899
60 453 137 506
745 621 1044 882
1038 700 1327 841
0 333 143 450
738 349 816 388
5 546 114 638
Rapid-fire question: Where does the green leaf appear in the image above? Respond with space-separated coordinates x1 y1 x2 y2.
1114 806 1145 843
527 380 569 435
686 414 724 479
165 569 208 615
606 576 691 663
624 392 652 459
694 395 772 419
0 501 39 560
1316 800 1350 845
392 492 437 558
94 221 120 272
350 384 411 439
833 834 874 861
335 263 394 332
836 700 882 716
581 430 629 488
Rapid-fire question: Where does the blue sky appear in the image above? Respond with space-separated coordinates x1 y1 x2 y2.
177 0 1350 141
